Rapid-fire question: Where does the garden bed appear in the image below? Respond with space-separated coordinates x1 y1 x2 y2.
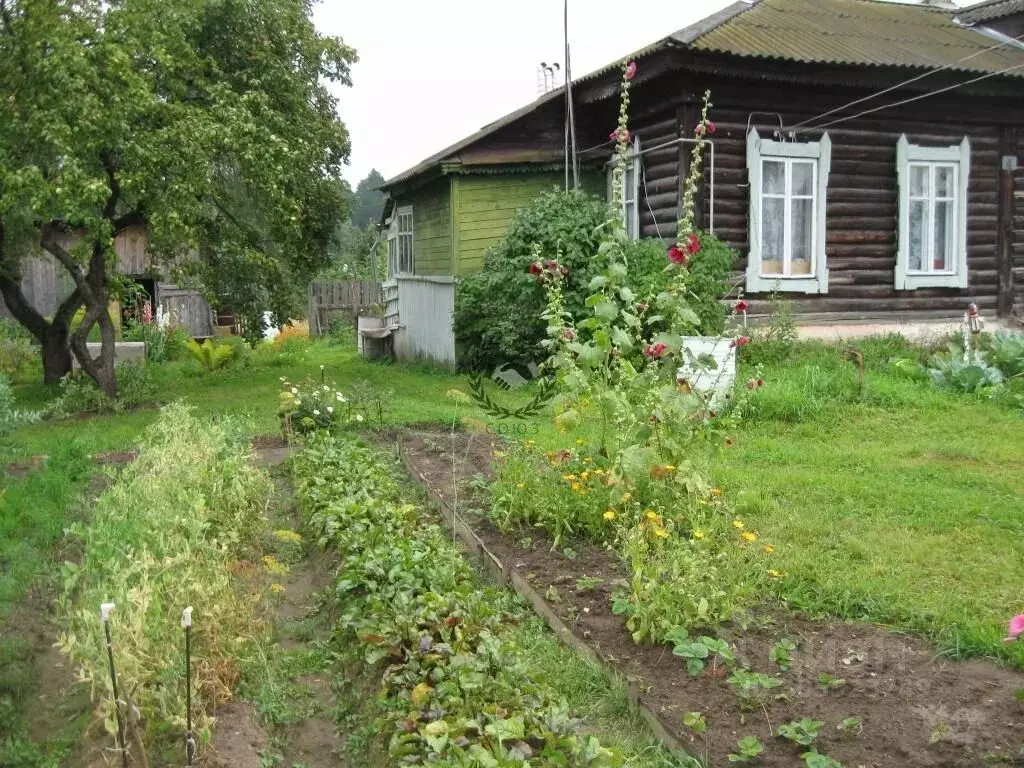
396 426 1024 768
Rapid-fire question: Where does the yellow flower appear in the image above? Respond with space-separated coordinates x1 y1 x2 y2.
652 526 670 539
493 450 507 458
515 482 526 490
583 457 593 464
741 531 758 543
262 555 289 575
272 529 303 544
644 509 661 523
575 439 586 446
711 488 722 497
526 439 536 446
763 544 775 555
270 583 286 594
692 529 706 540
621 492 633 503
562 473 577 482
603 510 617 521
732 519 745 530
580 471 590 481
768 569 787 579
663 465 676 471
571 482 583 492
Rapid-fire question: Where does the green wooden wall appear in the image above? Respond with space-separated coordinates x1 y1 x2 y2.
410 177 452 276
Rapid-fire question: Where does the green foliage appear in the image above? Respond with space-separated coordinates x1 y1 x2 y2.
801 751 843 768
0 336 38 385
984 331 1024 379
47 363 155 419
56 404 271 752
728 736 764 763
667 629 734 676
277 376 354 439
684 235 737 336
770 638 796 672
454 189 615 371
817 673 847 691
344 169 387 230
293 437 625 767
727 669 783 710
779 719 823 747
926 343 1004 393
187 339 235 372
682 712 707 735
0 374 39 440
213 334 253 368
743 292 798 367
836 717 862 737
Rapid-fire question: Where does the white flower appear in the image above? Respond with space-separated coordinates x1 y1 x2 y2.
295 398 301 406
327 407 334 414
355 414 364 422
313 409 320 416
279 377 286 383
323 385 330 392
336 393 346 403
320 365 325 370
290 387 298 394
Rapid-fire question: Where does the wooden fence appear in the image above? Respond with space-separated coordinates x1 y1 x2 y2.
307 279 383 336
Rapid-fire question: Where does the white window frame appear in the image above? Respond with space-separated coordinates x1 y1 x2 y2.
387 205 414 276
607 139 641 240
895 135 970 290
746 129 831 294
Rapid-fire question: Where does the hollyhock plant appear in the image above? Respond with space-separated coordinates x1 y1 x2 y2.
625 60 637 80
730 336 751 349
643 342 668 359
667 244 689 266
734 300 749 314
685 232 701 255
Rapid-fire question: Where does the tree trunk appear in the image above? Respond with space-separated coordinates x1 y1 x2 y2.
41 325 73 383
70 298 118 400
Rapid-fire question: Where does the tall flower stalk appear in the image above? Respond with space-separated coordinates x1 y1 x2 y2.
609 60 635 214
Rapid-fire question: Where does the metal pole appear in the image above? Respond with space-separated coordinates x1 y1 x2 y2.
101 603 129 768
182 607 196 766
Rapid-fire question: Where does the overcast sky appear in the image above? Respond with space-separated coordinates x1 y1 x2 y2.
313 0 973 186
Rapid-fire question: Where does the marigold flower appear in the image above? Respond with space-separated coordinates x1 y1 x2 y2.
732 519 745 530
603 510 616 521
741 531 758 543
625 60 637 80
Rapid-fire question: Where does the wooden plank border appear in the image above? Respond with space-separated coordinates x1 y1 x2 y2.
392 438 688 757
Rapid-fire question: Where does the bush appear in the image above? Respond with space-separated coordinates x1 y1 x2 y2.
47 363 156 419
214 334 253 368
0 374 39 439
56 404 271 753
0 317 38 383
453 190 735 372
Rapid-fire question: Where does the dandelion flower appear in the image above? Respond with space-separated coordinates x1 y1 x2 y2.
515 482 526 490
562 474 577 482
644 510 661 522
763 544 775 555
732 519 745 530
693 529 706 540
741 531 758 543
603 510 616 521
583 457 592 463
653 526 669 539
768 569 786 579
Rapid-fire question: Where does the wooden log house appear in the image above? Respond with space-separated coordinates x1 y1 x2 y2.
381 0 1024 342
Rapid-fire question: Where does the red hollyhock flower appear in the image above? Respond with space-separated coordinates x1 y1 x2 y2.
685 233 701 255
667 244 688 266
757 378 766 388
734 300 749 313
528 262 543 276
706 120 716 135
643 342 668 359
730 336 751 348
625 61 637 80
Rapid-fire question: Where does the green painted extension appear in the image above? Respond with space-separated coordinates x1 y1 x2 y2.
396 170 602 278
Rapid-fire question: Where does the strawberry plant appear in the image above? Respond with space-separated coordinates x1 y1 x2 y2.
779 719 823 747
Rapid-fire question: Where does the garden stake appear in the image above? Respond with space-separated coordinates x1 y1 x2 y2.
101 602 129 768
182 607 196 765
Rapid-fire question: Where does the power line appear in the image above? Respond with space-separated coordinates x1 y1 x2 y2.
809 60 1024 131
791 30 1024 133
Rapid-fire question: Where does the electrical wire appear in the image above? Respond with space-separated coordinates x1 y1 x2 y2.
790 30 1024 133
808 60 1024 131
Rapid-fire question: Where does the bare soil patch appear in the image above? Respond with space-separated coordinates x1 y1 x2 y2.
396 426 1024 768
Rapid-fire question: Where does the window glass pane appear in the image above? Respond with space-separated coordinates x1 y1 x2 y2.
791 198 814 274
909 200 928 271
763 160 785 195
792 162 814 197
625 167 636 203
910 165 928 198
933 199 953 271
761 197 785 274
935 166 954 199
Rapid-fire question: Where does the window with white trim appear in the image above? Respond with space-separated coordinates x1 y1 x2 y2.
607 140 641 240
746 129 831 294
387 205 414 275
896 135 970 290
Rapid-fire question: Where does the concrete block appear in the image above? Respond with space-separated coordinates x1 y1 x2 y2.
71 341 147 370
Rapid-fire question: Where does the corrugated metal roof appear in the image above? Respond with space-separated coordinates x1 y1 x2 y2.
957 0 1024 23
684 0 1024 75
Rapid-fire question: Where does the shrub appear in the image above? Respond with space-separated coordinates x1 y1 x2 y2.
277 375 354 439
48 363 156 419
164 326 192 362
453 190 736 372
0 337 38 384
214 334 253 368
56 404 271 754
0 374 39 439
187 338 234 372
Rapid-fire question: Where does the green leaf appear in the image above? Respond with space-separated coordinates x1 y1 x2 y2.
589 275 609 291
594 299 619 322
484 715 525 742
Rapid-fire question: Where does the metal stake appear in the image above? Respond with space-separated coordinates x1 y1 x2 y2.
182 607 196 765
101 603 129 768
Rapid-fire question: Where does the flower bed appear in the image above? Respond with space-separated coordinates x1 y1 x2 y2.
292 436 628 767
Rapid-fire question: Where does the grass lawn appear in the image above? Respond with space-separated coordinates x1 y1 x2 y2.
718 339 1024 664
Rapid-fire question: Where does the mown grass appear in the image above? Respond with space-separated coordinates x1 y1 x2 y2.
720 337 1024 665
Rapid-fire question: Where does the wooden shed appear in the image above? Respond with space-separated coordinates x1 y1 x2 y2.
0 222 216 338
381 0 1024 351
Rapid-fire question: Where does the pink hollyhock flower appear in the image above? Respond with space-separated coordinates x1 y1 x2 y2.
625 61 637 80
667 244 688 266
562 328 576 341
609 129 632 143
1006 614 1024 642
140 302 153 325
707 120 716 135
643 342 668 359
730 336 751 349
734 300 749 313
685 233 701 255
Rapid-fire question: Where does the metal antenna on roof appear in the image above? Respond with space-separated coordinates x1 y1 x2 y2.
565 0 579 188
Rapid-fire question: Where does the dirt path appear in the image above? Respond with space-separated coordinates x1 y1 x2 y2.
396 426 1024 768
210 443 347 768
